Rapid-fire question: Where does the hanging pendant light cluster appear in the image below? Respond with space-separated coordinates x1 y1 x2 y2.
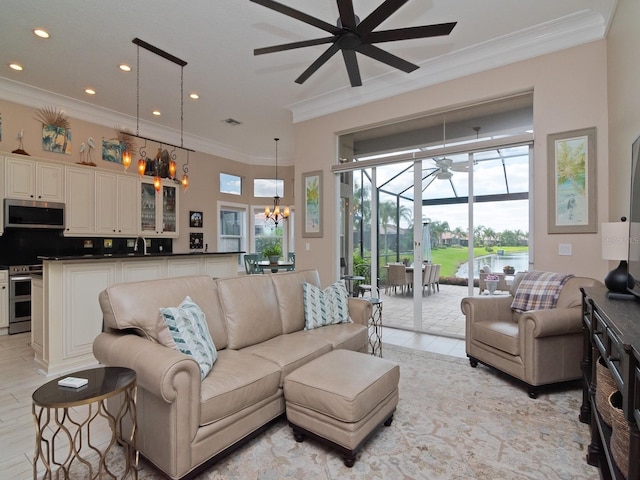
125 37 194 192
264 138 289 226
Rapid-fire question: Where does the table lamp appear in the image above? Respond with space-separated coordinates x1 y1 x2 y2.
601 219 633 298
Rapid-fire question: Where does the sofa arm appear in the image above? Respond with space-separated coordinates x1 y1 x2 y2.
93 331 201 406
460 296 515 323
348 297 373 326
519 307 582 338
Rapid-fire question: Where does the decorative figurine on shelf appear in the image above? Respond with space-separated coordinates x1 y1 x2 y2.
11 129 30 155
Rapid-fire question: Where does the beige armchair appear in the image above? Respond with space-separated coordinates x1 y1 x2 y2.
461 273 601 398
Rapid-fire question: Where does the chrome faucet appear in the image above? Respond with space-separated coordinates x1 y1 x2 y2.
134 236 147 255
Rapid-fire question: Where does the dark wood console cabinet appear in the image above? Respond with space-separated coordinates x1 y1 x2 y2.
581 286 640 480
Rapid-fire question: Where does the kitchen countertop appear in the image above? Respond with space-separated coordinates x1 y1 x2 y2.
39 251 244 261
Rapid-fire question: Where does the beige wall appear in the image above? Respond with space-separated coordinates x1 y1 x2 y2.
0 98 294 257
294 41 610 283
607 0 640 220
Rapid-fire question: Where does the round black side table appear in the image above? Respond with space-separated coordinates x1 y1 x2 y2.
32 366 137 479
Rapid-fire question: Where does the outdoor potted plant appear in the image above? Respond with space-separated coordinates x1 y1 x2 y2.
402 257 411 266
262 242 282 264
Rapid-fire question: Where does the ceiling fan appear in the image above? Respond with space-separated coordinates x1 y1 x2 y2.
250 0 457 87
431 157 469 180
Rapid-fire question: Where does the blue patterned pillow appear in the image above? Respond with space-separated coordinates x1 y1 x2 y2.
160 296 217 380
303 280 352 330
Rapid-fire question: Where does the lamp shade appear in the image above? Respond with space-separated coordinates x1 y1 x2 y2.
601 222 628 261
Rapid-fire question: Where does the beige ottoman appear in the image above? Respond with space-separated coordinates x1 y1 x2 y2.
283 349 400 467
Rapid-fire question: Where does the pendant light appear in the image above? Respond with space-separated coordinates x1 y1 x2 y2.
128 37 195 190
122 150 132 170
264 138 289 226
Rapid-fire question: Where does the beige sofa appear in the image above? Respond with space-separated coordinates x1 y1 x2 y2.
461 273 601 398
93 270 371 479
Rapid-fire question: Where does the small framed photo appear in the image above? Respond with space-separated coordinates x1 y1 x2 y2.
190 211 203 228
190 232 203 249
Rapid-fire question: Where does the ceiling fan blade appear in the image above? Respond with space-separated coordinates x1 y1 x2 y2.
341 49 362 87
295 42 341 84
250 0 340 35
337 0 357 30
356 44 418 73
357 0 410 36
367 22 457 43
254 36 336 55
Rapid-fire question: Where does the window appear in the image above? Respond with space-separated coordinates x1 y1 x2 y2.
254 178 284 198
218 204 246 268
220 173 241 195
252 207 286 257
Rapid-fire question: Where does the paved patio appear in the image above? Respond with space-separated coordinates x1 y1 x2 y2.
370 283 510 339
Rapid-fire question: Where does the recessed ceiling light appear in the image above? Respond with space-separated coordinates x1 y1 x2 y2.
152 110 161 116
119 64 131 72
33 29 49 39
189 93 199 100
9 63 23 71
85 88 96 95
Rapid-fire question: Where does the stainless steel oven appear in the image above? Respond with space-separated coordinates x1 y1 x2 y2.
8 264 42 334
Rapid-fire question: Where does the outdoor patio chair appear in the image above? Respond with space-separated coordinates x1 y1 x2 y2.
428 264 441 293
386 263 408 296
422 263 434 296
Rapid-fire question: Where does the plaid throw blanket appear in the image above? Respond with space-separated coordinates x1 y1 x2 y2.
511 271 574 313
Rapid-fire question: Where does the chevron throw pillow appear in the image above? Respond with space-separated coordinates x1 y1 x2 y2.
160 296 217 380
303 280 352 330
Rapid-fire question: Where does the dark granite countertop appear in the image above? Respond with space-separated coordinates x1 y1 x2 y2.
39 251 244 261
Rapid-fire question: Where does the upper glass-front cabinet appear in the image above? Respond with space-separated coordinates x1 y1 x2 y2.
140 179 179 237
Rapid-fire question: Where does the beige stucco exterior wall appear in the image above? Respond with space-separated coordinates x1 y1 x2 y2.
293 40 610 284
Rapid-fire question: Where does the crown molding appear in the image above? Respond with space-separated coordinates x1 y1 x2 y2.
287 7 613 123
0 77 252 163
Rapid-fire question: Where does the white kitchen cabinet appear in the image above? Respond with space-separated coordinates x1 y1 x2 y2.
5 156 64 202
95 172 137 236
64 166 95 235
140 179 179 237
0 270 8 334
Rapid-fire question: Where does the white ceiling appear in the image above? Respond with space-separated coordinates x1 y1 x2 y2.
0 0 616 165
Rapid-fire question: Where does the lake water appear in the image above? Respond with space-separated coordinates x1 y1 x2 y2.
455 252 529 279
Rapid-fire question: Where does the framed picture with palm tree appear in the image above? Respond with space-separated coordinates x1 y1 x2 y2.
302 171 322 237
547 127 597 233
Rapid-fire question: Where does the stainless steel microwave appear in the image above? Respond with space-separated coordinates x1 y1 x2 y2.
4 198 65 229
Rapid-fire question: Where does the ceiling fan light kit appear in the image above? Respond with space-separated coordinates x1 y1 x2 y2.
251 0 456 87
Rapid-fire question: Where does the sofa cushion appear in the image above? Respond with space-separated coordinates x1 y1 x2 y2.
99 275 229 350
471 320 519 356
301 323 368 352
511 271 574 313
303 280 351 330
241 332 333 386
200 349 281 426
160 296 218 380
271 270 321 334
217 275 283 349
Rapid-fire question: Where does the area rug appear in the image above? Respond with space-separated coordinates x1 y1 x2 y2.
80 344 597 479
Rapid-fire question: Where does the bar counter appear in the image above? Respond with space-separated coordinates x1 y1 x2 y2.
32 251 242 376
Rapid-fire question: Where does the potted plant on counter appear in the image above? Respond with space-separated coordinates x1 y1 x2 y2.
262 242 282 264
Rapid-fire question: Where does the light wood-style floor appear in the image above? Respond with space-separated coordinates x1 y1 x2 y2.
0 329 465 480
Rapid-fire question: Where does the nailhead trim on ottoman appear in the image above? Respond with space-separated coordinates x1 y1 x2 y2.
283 349 400 467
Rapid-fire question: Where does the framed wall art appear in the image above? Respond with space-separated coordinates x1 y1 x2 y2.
547 127 597 233
190 211 203 228
302 171 322 238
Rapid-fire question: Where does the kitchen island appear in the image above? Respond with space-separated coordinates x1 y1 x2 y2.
32 252 242 376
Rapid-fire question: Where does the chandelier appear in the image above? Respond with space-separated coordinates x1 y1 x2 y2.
264 138 290 226
124 37 194 192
